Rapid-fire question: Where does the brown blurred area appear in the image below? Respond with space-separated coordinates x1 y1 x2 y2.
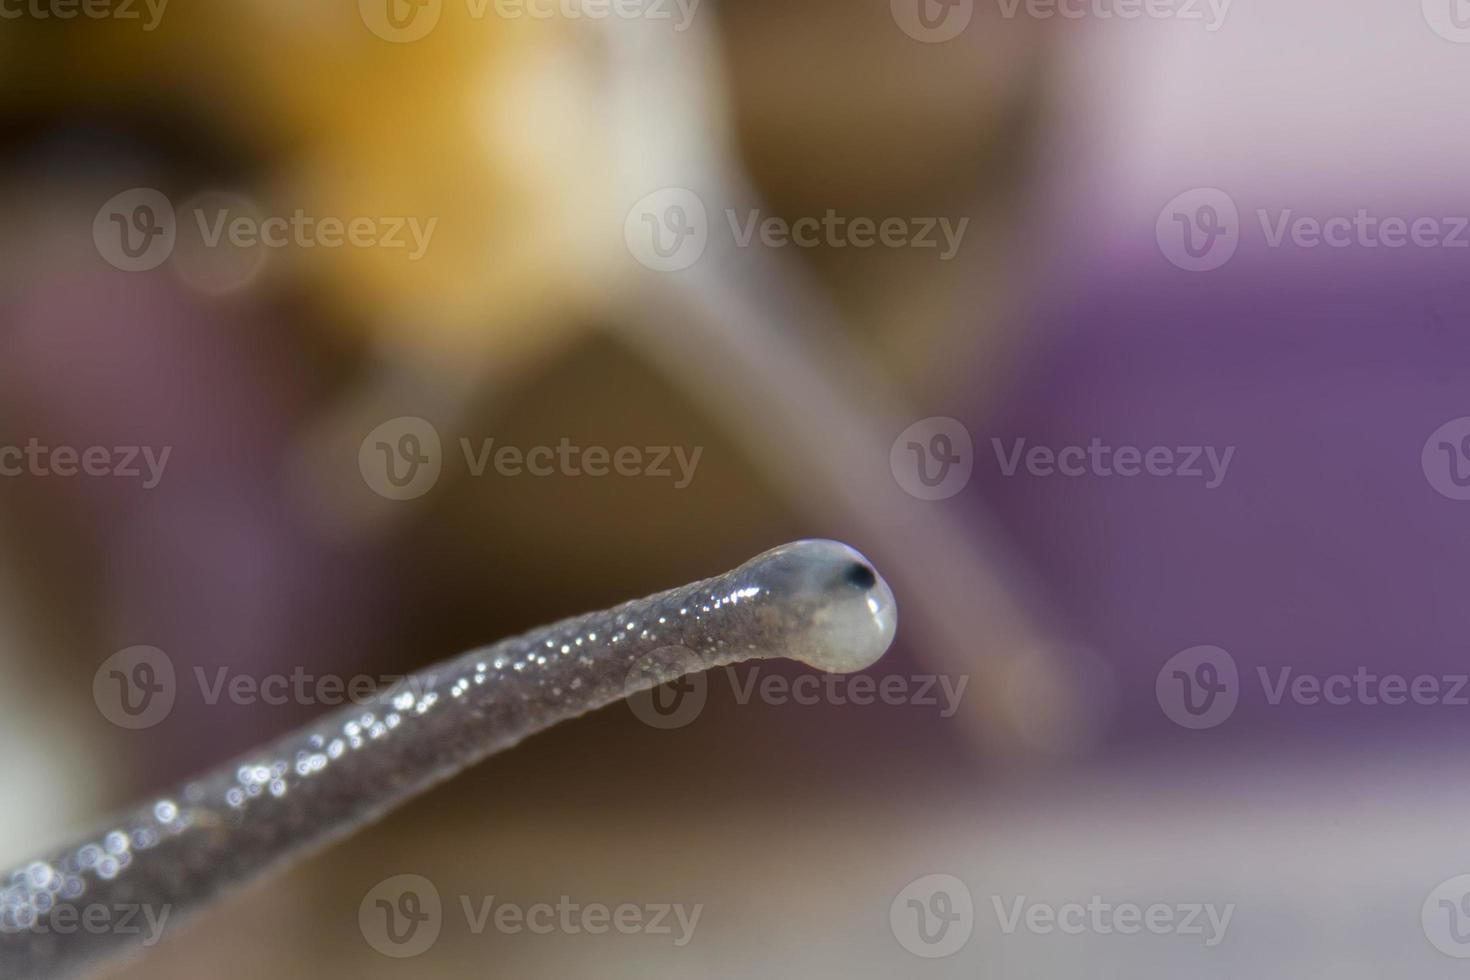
720 0 1048 390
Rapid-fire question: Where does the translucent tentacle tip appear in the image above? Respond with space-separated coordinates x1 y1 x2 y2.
746 540 898 674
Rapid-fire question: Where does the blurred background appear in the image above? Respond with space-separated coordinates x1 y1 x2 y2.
3 0 1470 975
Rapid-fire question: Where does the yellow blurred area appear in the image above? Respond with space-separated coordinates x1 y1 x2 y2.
3 3 617 363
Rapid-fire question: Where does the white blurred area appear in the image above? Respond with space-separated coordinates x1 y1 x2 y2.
108 740 1470 979
1048 0 1470 236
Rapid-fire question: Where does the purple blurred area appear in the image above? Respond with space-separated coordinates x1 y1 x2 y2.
983 244 1470 742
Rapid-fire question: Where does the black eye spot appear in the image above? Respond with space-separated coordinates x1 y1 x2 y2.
843 562 877 590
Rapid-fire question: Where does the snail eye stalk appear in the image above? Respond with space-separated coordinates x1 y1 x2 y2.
1 540 895 980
